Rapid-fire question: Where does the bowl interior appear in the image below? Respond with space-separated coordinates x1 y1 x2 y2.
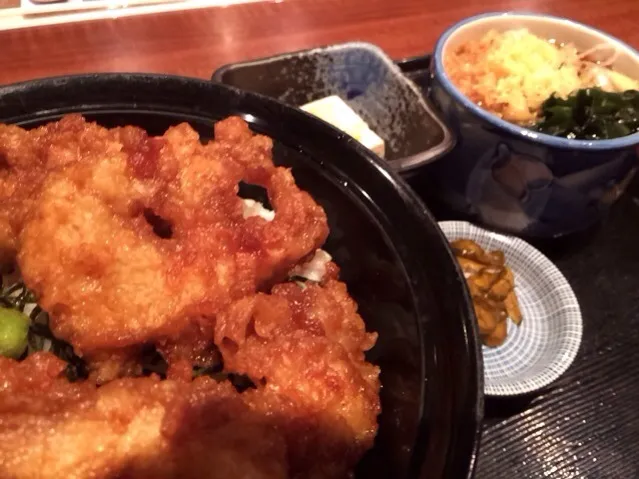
442 14 639 80
0 75 482 478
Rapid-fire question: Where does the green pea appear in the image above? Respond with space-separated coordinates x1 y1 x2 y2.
0 307 29 359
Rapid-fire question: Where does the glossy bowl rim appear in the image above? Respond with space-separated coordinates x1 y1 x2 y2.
433 11 639 151
0 72 483 479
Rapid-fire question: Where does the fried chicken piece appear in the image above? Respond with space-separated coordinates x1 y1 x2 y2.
0 116 164 266
1 115 328 379
158 118 328 284
17 173 225 378
0 119 79 264
0 115 380 477
0 353 288 479
215 279 380 478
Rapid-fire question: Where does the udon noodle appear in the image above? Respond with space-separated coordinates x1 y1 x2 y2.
445 28 639 125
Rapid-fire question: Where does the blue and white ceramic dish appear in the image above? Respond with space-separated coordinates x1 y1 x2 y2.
440 221 583 396
429 13 639 238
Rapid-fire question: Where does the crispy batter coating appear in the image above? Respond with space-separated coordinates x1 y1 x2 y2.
0 115 328 378
0 115 381 478
0 353 288 479
0 349 378 479
215 279 380 477
0 116 165 265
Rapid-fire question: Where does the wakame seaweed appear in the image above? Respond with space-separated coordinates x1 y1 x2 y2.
533 88 639 140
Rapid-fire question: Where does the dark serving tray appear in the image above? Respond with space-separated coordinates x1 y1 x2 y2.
475 175 639 478
213 51 639 478
398 54 639 478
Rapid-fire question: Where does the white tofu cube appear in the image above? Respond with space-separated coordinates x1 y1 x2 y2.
300 95 385 158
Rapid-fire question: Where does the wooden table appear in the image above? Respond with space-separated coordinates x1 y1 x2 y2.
1 0 638 86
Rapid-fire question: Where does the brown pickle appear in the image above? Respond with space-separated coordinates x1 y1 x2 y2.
451 239 523 347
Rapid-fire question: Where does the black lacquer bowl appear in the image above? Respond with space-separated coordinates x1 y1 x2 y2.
0 74 482 479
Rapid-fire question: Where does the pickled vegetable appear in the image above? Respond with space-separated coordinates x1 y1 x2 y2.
451 239 523 347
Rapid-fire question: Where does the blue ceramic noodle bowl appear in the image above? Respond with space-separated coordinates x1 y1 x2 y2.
429 12 639 238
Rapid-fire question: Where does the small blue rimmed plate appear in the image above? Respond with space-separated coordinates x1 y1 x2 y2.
439 221 583 396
